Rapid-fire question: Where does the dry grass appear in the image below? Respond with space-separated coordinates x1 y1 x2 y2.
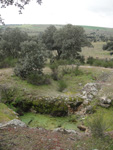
81 42 113 59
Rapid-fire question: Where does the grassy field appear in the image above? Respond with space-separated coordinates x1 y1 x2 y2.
81 42 112 59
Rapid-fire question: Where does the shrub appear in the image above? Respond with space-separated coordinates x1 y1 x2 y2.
50 62 59 80
87 56 95 65
87 114 106 138
74 65 84 76
58 80 67 92
0 57 17 68
0 85 16 104
27 73 51 85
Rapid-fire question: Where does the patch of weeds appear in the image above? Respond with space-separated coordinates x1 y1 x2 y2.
87 113 109 138
68 115 77 123
58 79 67 92
0 85 17 104
50 62 59 81
27 73 51 85
74 65 84 76
75 136 113 150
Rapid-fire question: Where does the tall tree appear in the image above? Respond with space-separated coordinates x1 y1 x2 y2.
0 27 28 58
53 24 91 59
42 25 57 50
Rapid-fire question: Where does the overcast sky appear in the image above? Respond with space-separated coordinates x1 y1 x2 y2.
0 0 113 28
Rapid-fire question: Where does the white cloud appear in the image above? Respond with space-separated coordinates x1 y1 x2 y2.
0 0 113 28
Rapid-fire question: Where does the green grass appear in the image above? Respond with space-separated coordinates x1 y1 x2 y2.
20 112 78 130
84 107 113 131
0 103 17 123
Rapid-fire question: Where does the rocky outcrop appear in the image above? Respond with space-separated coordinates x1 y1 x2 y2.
0 119 27 128
79 83 100 102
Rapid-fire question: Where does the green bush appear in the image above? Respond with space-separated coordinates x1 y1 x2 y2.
87 114 106 138
0 86 16 104
27 73 51 85
58 80 67 92
87 57 113 68
87 56 95 65
74 65 84 76
50 62 59 80
0 57 17 68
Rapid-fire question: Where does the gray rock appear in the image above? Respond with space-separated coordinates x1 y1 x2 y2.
0 119 27 128
100 96 112 104
81 83 100 101
99 103 110 108
53 128 77 134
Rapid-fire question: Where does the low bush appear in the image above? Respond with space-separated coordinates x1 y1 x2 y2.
87 56 113 68
50 62 59 81
74 65 84 76
27 73 51 85
58 80 67 92
0 57 17 68
87 114 107 138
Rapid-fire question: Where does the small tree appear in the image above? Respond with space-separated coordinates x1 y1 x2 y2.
14 40 46 78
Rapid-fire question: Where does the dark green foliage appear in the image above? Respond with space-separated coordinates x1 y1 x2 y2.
27 73 51 85
53 24 91 59
50 62 59 80
0 86 16 104
87 56 95 65
14 40 46 78
12 98 32 115
74 65 84 76
87 57 113 68
0 57 17 68
0 28 28 58
58 80 67 92
87 114 106 138
103 42 113 51
42 25 57 50
33 100 68 117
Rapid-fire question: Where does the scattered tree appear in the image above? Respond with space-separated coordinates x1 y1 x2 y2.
0 28 28 58
14 40 46 78
53 24 91 59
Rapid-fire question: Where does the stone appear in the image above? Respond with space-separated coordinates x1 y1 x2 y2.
81 83 100 101
53 128 77 134
99 103 110 108
0 119 27 128
100 96 112 104
86 105 95 114
77 125 87 131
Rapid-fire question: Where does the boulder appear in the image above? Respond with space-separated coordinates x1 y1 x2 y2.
100 96 112 104
0 119 27 128
53 128 77 134
81 83 100 101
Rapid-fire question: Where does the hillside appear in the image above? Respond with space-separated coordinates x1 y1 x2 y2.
1 24 113 37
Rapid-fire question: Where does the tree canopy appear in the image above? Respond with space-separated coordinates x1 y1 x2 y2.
0 28 28 58
42 24 91 59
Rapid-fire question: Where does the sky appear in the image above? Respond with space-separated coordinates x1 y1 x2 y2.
0 0 113 28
